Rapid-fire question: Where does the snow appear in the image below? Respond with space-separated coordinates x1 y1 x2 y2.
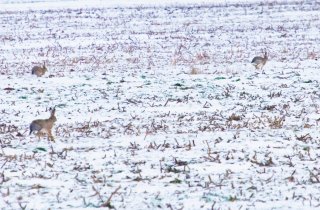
0 0 278 11
1 0 320 209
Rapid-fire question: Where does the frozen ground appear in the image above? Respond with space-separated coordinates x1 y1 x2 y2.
1 0 320 209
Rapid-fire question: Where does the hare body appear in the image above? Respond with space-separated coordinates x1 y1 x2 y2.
31 63 47 77
30 108 57 142
251 52 268 71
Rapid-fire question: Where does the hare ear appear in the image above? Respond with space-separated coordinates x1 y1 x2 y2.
51 106 56 116
43 61 46 68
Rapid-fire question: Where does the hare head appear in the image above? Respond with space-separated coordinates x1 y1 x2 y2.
42 62 47 72
263 50 268 60
49 107 57 122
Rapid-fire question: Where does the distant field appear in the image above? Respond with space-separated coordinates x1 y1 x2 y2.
1 1 320 209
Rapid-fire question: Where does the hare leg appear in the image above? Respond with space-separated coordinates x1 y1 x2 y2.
261 65 265 74
48 129 55 142
36 131 43 140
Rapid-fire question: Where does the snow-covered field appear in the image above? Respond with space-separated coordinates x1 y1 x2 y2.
1 0 320 209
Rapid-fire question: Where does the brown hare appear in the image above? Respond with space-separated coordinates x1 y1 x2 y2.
31 62 47 77
251 51 268 73
29 107 57 142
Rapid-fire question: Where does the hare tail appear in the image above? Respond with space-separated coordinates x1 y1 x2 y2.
29 122 41 135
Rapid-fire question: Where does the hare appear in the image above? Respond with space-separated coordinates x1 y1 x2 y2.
31 62 47 77
29 107 57 142
251 51 268 73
